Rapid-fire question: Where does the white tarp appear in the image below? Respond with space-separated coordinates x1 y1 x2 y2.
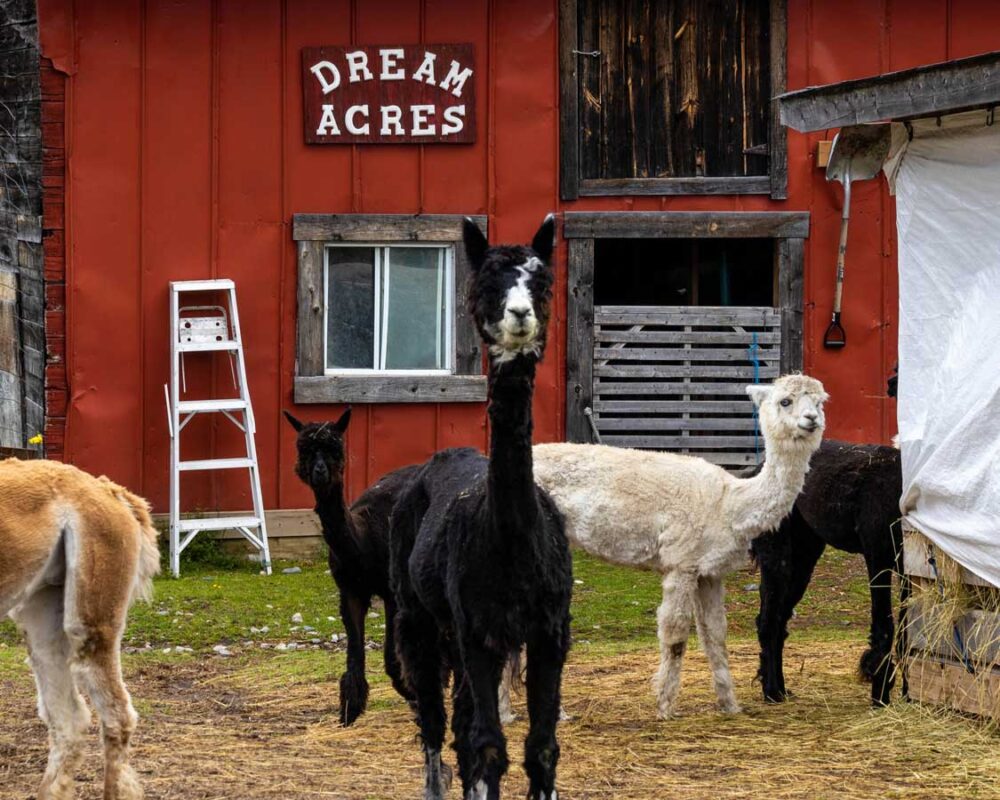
893 114 1000 588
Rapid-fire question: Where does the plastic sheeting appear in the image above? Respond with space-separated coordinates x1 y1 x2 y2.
893 115 1000 588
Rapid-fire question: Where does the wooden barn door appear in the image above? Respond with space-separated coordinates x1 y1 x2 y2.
564 212 807 469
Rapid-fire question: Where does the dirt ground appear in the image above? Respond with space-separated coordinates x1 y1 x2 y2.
3 638 999 800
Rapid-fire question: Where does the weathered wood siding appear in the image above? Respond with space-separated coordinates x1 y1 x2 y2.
575 0 771 180
0 0 44 451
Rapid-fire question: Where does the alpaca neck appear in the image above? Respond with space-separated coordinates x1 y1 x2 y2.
315 482 362 556
486 356 538 528
727 438 814 546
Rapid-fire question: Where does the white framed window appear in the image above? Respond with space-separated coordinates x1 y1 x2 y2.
324 244 454 374
292 214 487 404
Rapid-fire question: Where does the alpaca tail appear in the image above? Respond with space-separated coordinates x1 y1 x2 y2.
99 477 161 603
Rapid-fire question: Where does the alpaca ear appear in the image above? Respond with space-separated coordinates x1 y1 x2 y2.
283 410 305 432
333 406 352 433
746 384 772 408
462 217 488 270
531 214 556 264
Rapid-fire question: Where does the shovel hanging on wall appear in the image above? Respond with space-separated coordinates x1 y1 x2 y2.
823 124 891 348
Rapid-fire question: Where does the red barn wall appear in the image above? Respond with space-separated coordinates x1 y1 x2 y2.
34 0 1000 512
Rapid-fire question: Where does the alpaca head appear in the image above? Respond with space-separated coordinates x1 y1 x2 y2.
284 408 351 495
746 374 828 453
463 215 556 364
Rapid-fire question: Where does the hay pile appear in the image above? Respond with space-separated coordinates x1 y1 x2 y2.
2 638 999 799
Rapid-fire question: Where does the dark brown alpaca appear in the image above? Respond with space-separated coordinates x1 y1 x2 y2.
284 408 417 725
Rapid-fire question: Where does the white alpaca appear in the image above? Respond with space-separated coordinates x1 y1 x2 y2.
1 459 159 800
532 374 827 718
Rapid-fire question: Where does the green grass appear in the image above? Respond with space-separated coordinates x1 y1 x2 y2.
0 547 873 655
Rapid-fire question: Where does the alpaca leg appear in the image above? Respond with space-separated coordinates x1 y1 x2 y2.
396 606 449 800
523 622 569 800
694 576 740 714
382 597 414 707
451 663 476 795
755 522 824 702
13 585 90 800
338 590 371 726
462 641 508 800
862 550 896 706
74 631 142 800
653 570 697 719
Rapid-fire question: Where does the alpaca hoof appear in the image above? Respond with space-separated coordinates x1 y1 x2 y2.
440 762 454 793
499 708 517 725
655 705 680 721
466 779 489 800
111 765 144 800
339 671 370 726
38 774 75 800
718 701 742 715
558 706 572 723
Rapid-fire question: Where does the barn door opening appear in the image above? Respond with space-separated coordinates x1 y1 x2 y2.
564 212 807 469
592 238 777 468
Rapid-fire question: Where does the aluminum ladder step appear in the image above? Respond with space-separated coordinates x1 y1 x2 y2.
178 457 254 472
177 340 239 353
178 398 247 413
177 515 261 533
170 278 235 292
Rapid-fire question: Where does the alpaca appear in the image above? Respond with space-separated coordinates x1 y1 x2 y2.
0 458 160 800
284 408 419 725
391 216 572 800
751 379 903 706
533 374 827 718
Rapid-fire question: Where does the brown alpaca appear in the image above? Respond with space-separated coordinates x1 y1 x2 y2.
0 458 160 800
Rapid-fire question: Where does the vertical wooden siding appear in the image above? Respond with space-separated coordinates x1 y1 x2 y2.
35 0 1000 511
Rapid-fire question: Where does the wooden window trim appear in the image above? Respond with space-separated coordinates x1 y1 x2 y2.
563 211 806 442
559 0 788 200
292 214 487 404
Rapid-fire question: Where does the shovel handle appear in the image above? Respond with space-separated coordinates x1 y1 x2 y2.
832 179 852 314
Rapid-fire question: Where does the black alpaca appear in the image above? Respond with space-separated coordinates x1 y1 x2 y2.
751 439 903 706
285 408 418 725
391 217 572 800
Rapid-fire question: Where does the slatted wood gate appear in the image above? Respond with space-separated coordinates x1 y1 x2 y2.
591 305 779 467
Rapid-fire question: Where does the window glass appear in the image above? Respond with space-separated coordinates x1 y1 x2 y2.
383 247 447 370
326 247 375 369
325 245 451 372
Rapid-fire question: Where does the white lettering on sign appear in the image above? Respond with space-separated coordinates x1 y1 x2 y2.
380 105 404 135
439 60 473 97
345 104 370 135
304 45 475 143
316 104 341 135
412 51 438 86
345 51 372 83
411 105 436 136
311 61 341 94
441 105 466 135
379 48 405 80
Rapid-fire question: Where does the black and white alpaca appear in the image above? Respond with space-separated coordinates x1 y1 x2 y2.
391 217 572 800
751 437 903 706
285 408 418 725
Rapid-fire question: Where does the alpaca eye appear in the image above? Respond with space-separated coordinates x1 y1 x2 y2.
779 398 792 407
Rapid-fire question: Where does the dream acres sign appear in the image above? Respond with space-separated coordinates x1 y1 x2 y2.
302 45 476 144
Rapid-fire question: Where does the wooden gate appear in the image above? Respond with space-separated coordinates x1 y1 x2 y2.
589 304 780 468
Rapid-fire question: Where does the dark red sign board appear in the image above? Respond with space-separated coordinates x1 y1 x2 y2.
302 44 476 144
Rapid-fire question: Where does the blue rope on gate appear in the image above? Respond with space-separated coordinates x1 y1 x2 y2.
747 332 762 465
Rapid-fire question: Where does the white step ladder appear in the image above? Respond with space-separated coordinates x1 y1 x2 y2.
165 279 271 577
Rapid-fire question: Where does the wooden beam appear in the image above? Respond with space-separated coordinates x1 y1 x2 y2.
559 0 580 200
294 375 487 404
565 238 595 442
563 211 809 239
777 237 804 375
778 50 1000 133
577 176 771 196
769 0 788 198
292 214 487 242
906 653 1000 720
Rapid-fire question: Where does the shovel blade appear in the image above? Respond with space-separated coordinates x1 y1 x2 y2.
827 124 892 184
